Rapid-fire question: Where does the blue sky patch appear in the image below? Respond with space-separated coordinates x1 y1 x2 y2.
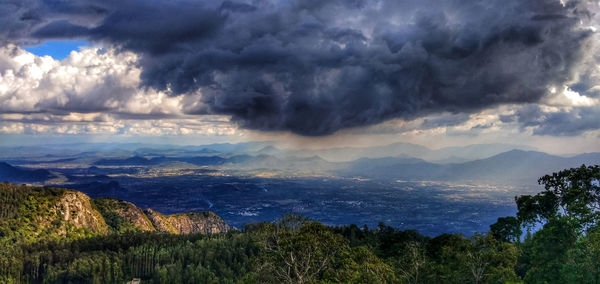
24 40 88 60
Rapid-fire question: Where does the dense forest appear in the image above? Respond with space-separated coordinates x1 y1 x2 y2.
0 165 599 283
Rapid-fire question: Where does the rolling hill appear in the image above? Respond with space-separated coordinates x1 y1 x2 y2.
0 162 54 183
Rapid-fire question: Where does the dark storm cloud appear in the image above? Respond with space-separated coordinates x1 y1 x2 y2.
0 0 106 45
514 105 600 136
0 0 42 45
344 112 472 135
2 0 597 135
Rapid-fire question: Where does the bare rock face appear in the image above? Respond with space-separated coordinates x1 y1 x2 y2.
93 198 230 235
93 198 155 232
51 191 109 235
143 209 179 234
145 209 230 235
116 201 155 231
0 183 230 243
56 194 230 236
166 212 231 235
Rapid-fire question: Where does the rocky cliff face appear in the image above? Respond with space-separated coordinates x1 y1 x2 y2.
93 197 230 234
93 198 155 232
51 191 109 235
167 212 231 234
145 209 231 234
0 183 231 243
0 184 109 242
144 209 180 234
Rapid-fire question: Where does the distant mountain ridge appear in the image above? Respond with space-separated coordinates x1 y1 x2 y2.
1 141 598 186
0 162 54 182
285 142 538 163
93 155 227 166
86 148 600 185
340 150 600 184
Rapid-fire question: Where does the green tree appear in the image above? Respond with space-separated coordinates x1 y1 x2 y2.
465 233 519 284
396 241 428 284
490 217 522 243
522 217 578 284
514 165 600 282
560 227 600 283
325 246 396 283
516 165 600 229
255 215 346 284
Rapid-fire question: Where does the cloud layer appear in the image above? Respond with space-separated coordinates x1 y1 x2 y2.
0 45 180 116
0 45 236 136
1 0 600 136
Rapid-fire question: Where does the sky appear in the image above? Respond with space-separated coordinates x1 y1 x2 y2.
0 0 599 153
23 40 88 60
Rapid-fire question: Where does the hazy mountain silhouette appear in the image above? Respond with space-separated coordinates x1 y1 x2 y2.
339 150 600 185
0 162 54 182
287 143 536 163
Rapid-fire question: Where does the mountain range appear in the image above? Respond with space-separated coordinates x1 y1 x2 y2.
1 142 598 186
340 150 600 184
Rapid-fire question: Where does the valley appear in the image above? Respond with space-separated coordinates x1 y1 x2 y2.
1 141 587 236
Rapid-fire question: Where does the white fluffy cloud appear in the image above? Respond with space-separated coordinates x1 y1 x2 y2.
543 86 598 107
0 45 236 136
0 44 182 114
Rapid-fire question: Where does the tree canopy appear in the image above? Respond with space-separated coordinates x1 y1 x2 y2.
2 165 600 283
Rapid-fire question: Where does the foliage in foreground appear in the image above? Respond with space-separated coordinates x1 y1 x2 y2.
0 218 519 284
0 164 598 283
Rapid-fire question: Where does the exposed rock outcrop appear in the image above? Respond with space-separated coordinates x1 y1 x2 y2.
93 198 230 234
0 183 231 243
143 208 179 234
144 209 230 234
91 197 230 235
93 198 155 232
51 191 109 235
166 212 231 234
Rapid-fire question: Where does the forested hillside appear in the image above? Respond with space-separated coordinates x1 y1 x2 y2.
1 164 599 283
